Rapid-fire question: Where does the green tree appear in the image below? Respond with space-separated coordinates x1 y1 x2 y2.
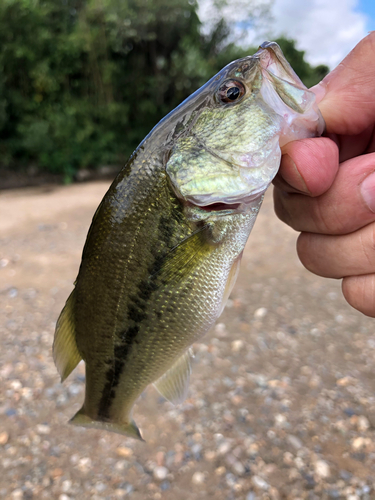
0 0 328 180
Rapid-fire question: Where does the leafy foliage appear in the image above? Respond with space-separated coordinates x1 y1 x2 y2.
0 0 328 179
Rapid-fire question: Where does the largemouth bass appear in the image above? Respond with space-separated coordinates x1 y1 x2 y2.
53 42 324 440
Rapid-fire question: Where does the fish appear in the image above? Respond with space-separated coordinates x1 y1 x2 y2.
53 41 324 440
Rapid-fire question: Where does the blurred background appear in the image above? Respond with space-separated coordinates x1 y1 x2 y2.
2 0 364 186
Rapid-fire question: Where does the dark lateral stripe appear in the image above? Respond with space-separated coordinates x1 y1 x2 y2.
96 198 187 419
96 248 169 419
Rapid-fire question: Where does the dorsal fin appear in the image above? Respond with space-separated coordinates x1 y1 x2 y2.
53 289 82 381
153 349 193 404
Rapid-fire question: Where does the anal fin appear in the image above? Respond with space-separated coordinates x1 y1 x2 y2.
153 349 193 404
53 289 82 381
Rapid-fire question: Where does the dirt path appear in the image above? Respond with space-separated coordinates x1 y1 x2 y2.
1 182 375 500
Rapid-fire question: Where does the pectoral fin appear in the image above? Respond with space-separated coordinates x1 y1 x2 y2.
153 225 212 284
154 348 194 404
53 289 82 381
218 252 242 316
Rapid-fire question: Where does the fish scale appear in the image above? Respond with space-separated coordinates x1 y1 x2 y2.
53 42 324 439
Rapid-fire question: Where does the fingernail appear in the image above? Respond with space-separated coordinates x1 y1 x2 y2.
310 82 327 104
281 154 310 194
360 171 375 213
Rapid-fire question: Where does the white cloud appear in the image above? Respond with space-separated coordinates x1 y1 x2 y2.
269 0 368 67
198 0 369 69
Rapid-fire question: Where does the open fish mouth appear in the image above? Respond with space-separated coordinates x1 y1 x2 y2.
189 201 243 213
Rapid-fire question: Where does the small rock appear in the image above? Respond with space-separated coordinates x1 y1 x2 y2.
231 340 244 352
314 460 330 479
191 471 205 485
36 424 50 435
215 466 226 476
254 307 267 319
58 496 71 500
246 493 257 500
114 490 127 498
204 450 216 461
232 461 245 476
252 475 269 490
95 482 107 492
0 431 9 445
156 451 165 465
11 490 23 500
68 384 82 396
61 480 72 493
351 437 370 450
215 323 228 338
51 468 64 478
217 440 232 455
357 416 370 432
160 481 170 491
274 414 287 427
153 466 168 481
337 376 354 387
116 446 133 458
77 457 92 472
287 435 302 450
247 443 259 457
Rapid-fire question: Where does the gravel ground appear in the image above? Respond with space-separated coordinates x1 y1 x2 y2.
1 181 375 500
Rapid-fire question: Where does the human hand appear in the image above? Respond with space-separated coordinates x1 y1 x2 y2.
273 32 375 317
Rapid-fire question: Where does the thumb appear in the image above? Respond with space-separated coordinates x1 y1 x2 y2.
313 32 375 136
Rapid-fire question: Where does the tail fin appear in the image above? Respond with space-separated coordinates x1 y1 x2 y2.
70 408 144 441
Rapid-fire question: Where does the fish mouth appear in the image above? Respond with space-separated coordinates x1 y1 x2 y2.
195 201 242 212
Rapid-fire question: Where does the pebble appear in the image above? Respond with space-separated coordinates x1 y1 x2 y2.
351 437 370 450
217 440 232 455
0 431 9 445
254 307 267 319
114 489 127 498
61 480 72 492
231 340 244 352
11 490 23 500
215 466 226 476
77 457 92 472
36 424 50 435
357 416 370 431
287 435 302 450
153 466 169 481
314 460 330 479
191 471 206 485
251 475 269 490
68 383 82 396
116 446 133 458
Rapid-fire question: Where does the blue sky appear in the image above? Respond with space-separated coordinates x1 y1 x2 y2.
358 0 375 30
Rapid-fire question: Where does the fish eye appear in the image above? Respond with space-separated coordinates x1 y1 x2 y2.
217 80 246 104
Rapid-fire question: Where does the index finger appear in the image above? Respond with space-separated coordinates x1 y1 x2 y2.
315 32 375 136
